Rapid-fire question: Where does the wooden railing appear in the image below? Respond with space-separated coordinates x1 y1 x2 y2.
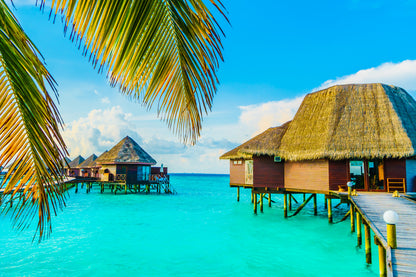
115 174 126 181
387 178 406 193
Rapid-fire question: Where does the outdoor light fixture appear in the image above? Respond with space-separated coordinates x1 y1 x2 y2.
383 210 399 225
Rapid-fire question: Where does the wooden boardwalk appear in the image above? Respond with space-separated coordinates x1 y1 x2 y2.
351 194 416 276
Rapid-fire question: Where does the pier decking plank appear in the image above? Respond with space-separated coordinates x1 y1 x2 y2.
351 194 416 276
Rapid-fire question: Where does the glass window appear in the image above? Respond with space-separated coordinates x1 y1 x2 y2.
350 160 365 190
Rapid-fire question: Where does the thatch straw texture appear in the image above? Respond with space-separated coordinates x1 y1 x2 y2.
78 154 98 168
219 121 291 160
95 136 156 165
279 83 416 161
68 155 84 168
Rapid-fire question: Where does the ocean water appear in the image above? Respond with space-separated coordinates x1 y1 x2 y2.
0 174 378 276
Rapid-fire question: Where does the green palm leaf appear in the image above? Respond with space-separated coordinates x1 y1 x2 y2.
48 0 227 144
0 0 68 240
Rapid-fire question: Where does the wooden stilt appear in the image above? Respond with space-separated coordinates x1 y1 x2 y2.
86 183 89 194
357 212 362 246
251 191 254 203
268 193 271 207
350 205 355 233
327 197 332 223
324 196 328 209
364 222 372 264
75 184 78 193
124 184 127 194
375 237 387 277
260 193 263 212
288 193 292 211
303 193 306 202
313 194 317 215
289 194 314 217
283 193 287 218
114 184 117 195
253 193 257 214
237 187 240 202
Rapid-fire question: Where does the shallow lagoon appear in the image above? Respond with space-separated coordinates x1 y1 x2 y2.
0 174 378 276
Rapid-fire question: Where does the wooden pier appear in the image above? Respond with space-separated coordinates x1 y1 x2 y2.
351 193 416 276
64 177 175 195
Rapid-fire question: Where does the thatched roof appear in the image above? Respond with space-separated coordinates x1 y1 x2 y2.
78 154 98 168
95 136 156 165
219 121 291 160
68 155 84 168
279 83 416 161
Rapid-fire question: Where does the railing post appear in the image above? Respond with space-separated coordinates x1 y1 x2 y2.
375 237 387 277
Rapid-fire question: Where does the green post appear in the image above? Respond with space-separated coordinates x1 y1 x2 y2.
253 193 257 214
237 187 240 202
313 194 317 215
288 193 292 211
327 197 332 223
357 212 362 246
364 222 372 264
260 193 263 213
350 205 355 233
283 193 287 218
268 193 271 207
375 237 387 277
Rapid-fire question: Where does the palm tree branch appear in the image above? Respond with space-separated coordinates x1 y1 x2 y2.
0 0 68 241
47 0 227 144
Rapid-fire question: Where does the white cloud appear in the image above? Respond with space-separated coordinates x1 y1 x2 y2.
61 106 232 173
62 106 141 158
101 97 110 104
238 97 304 136
315 60 416 92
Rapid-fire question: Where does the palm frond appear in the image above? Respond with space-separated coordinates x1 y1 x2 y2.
47 0 227 144
0 0 68 241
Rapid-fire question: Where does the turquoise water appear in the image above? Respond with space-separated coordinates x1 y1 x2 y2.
0 174 378 276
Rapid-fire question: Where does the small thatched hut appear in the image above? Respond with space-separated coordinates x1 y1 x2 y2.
66 155 85 177
278 83 416 193
95 136 157 183
220 121 290 191
78 154 98 177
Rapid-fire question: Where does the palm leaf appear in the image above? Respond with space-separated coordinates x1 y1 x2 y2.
47 0 227 144
0 0 68 241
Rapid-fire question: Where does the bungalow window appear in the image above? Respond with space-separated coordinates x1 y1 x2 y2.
349 159 384 191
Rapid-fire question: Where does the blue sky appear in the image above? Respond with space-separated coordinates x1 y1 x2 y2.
9 0 416 173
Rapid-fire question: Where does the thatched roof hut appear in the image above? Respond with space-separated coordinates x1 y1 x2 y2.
220 121 291 160
279 83 416 161
78 154 98 168
68 155 84 168
95 136 156 165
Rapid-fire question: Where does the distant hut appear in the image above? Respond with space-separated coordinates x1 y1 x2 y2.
61 157 71 175
278 83 416 193
95 136 157 183
66 155 85 177
220 122 290 191
78 154 98 177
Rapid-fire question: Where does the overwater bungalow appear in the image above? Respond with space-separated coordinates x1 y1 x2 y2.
78 154 98 177
221 83 416 194
279 83 416 193
95 136 157 184
66 155 85 177
220 122 290 192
